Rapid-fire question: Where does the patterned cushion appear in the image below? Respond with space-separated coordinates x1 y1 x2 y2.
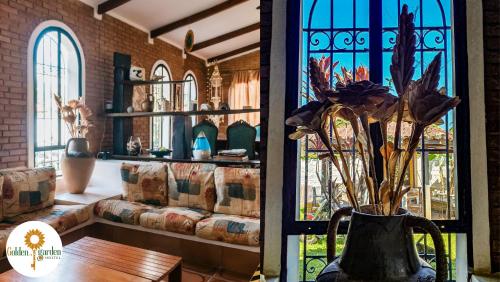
121 163 168 206
140 207 211 235
0 167 56 218
0 205 90 255
195 214 260 246
0 204 91 233
214 167 260 218
94 199 152 225
0 229 12 256
167 163 216 212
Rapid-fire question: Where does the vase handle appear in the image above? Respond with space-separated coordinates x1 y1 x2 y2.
326 207 353 263
405 215 447 282
65 138 74 157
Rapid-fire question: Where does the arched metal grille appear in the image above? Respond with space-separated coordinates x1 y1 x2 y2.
33 27 82 171
296 0 459 281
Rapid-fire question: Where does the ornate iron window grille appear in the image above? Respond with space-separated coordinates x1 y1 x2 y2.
282 0 471 281
33 27 82 171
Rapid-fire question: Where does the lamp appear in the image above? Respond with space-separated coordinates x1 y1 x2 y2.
209 65 223 109
209 65 223 126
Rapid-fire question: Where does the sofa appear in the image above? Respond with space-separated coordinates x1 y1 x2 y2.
0 167 92 255
93 162 261 247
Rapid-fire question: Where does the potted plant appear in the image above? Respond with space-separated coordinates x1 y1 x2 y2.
286 5 460 282
54 94 96 194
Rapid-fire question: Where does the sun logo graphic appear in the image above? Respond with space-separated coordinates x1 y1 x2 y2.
24 229 45 270
6 221 62 277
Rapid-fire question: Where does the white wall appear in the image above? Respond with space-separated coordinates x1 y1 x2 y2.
466 0 492 274
263 0 287 277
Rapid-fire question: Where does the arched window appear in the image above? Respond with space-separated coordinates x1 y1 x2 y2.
29 23 83 170
282 1 467 281
183 72 198 124
150 61 172 149
183 72 198 111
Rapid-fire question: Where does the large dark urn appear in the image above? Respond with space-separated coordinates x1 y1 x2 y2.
316 206 447 282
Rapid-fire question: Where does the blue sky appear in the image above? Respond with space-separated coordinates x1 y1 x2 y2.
301 0 455 130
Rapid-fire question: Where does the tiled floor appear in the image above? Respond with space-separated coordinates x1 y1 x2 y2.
182 264 250 282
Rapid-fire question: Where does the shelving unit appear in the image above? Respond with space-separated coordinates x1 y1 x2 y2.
110 155 260 167
122 79 191 86
110 52 261 164
107 108 260 118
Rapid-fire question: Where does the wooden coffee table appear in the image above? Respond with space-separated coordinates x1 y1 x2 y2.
0 236 182 281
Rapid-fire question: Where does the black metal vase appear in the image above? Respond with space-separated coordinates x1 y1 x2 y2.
316 206 447 282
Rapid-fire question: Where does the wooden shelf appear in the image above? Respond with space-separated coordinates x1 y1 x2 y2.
122 79 191 86
110 155 260 167
106 108 261 118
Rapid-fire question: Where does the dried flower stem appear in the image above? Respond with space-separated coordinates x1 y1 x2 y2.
331 118 359 207
380 121 389 179
390 124 424 214
319 127 359 211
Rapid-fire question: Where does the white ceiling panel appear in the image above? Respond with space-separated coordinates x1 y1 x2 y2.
80 0 260 61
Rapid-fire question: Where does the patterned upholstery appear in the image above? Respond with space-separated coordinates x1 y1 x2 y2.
0 167 56 218
0 204 91 233
121 163 168 206
195 214 260 246
94 199 152 225
140 207 211 235
0 204 91 255
214 167 260 218
0 229 12 256
167 163 216 212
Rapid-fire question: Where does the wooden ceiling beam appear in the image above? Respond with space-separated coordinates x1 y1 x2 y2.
150 0 250 38
191 23 260 52
97 0 131 14
207 42 260 63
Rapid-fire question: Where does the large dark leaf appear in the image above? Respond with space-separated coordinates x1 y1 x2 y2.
390 4 416 96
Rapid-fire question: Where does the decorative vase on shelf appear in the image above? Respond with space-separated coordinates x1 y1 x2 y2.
316 206 446 282
127 136 142 156
192 132 211 160
141 94 154 112
61 138 96 194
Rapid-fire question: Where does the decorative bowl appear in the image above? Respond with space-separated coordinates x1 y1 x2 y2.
149 149 171 158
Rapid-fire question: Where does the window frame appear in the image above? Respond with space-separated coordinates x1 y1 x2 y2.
183 71 198 111
28 22 84 169
150 60 173 149
281 0 472 279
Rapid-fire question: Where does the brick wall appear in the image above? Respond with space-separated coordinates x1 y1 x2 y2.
483 0 500 272
207 51 260 135
0 0 207 168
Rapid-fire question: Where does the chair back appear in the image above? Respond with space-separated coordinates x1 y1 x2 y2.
193 119 218 156
226 120 257 159
255 124 261 142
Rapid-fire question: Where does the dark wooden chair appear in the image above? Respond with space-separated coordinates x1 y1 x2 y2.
226 120 257 159
193 119 218 156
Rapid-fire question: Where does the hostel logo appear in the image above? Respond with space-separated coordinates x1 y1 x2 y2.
6 221 62 277
25 229 45 270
